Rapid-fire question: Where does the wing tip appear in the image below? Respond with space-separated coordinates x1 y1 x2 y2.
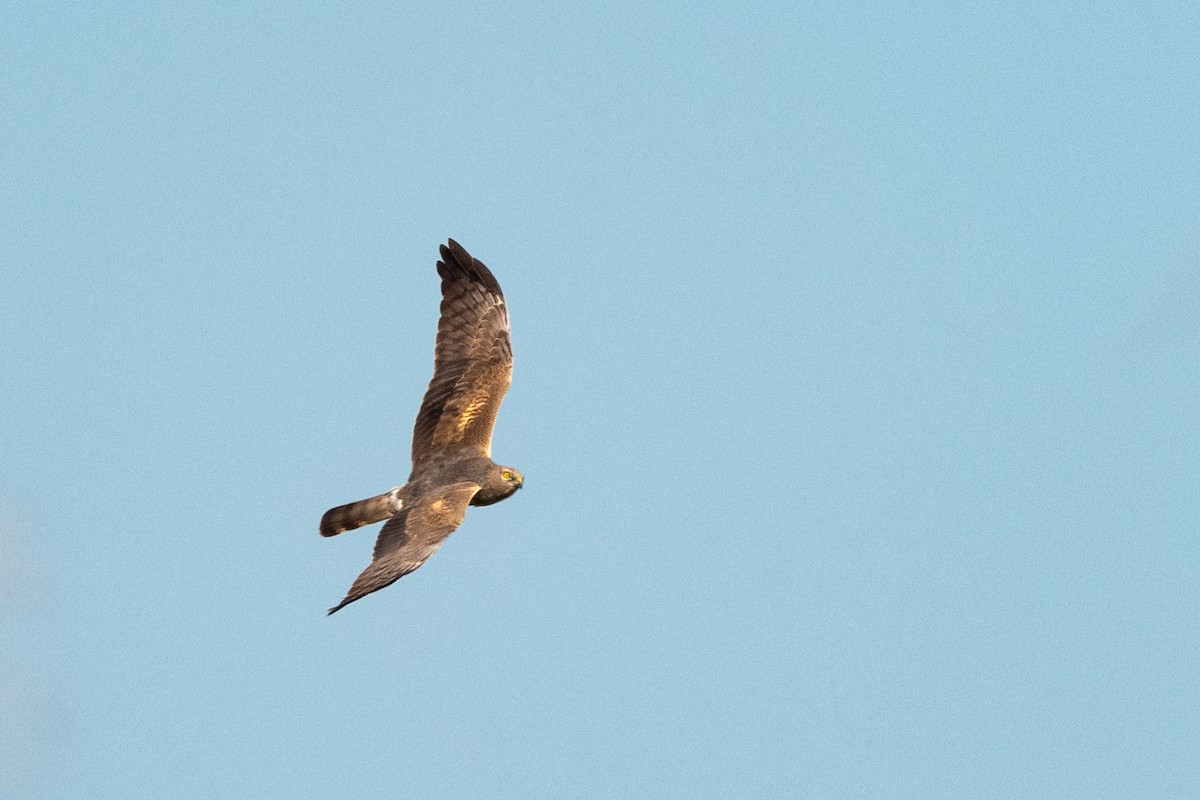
327 595 355 615
438 238 502 294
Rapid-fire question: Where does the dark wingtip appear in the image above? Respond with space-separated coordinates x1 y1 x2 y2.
437 239 502 294
440 238 471 271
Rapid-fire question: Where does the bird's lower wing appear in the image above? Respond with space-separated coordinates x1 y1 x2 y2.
327 481 481 614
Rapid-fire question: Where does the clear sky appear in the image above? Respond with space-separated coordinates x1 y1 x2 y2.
2 2 1198 798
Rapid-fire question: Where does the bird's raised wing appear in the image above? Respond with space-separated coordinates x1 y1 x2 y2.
410 240 513 467
327 481 481 614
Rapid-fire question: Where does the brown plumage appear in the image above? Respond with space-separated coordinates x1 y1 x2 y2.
321 240 524 614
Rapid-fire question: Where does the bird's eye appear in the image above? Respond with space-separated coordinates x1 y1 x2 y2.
502 470 512 480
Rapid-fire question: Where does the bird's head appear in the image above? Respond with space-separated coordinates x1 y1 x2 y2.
472 463 524 506
498 466 524 490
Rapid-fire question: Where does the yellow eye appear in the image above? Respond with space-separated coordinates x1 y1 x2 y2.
501 470 512 480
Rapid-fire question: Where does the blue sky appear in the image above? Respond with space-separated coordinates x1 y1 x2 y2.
2 2 1198 797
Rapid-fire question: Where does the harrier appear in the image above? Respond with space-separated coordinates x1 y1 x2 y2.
320 240 523 614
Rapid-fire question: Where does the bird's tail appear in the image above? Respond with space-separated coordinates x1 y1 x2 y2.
319 487 403 537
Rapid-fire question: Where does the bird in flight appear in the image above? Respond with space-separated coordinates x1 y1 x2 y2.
320 239 523 614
